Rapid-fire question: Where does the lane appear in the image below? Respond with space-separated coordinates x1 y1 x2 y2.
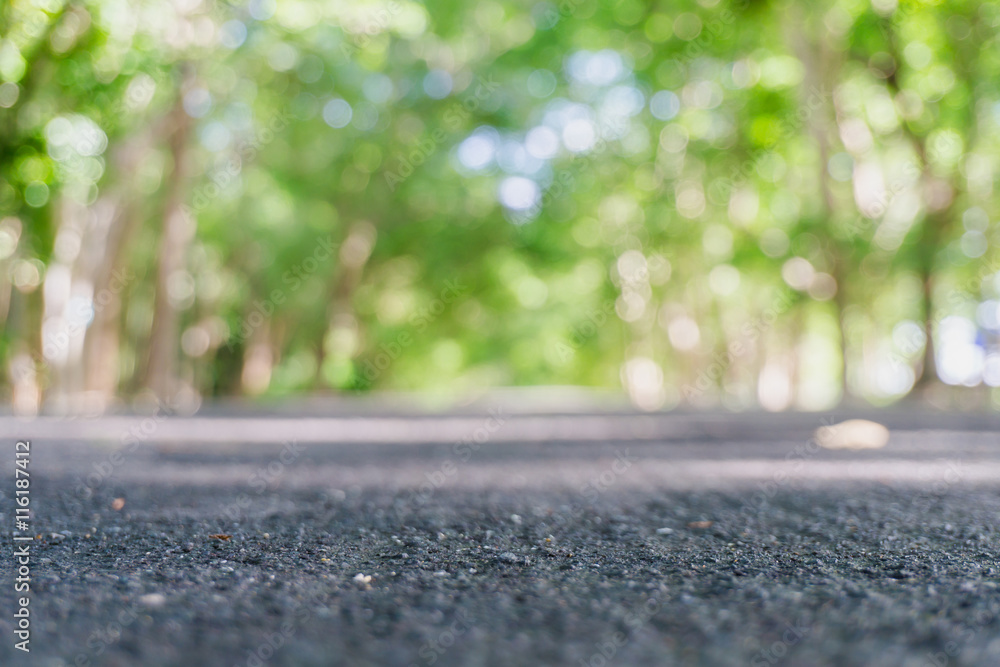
3 408 999 445
1 413 998 666
8 420 999 492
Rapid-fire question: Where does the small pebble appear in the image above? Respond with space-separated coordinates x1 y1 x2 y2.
815 419 890 450
139 593 167 608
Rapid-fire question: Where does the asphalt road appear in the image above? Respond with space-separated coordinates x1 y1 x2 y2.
1 410 999 666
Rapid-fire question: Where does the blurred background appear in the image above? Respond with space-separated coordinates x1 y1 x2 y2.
1 0 999 417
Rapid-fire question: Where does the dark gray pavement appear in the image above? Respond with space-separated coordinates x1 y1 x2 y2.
1 410 999 666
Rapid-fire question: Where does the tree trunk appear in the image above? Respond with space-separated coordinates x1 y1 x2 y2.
315 221 376 388
912 204 952 390
81 198 139 404
914 254 937 389
789 7 849 403
144 65 195 401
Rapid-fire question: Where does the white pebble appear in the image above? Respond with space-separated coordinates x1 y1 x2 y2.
139 593 167 608
814 419 890 450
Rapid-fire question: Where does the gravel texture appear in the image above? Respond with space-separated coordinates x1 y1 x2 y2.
1 414 999 666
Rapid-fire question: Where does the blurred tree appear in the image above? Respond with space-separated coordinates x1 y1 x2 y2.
1 0 998 413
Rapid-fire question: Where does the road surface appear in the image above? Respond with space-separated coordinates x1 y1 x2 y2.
1 409 998 666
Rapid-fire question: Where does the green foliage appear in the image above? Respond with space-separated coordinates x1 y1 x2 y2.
1 0 999 410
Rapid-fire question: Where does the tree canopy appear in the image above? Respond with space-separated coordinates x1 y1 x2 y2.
1 0 998 414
